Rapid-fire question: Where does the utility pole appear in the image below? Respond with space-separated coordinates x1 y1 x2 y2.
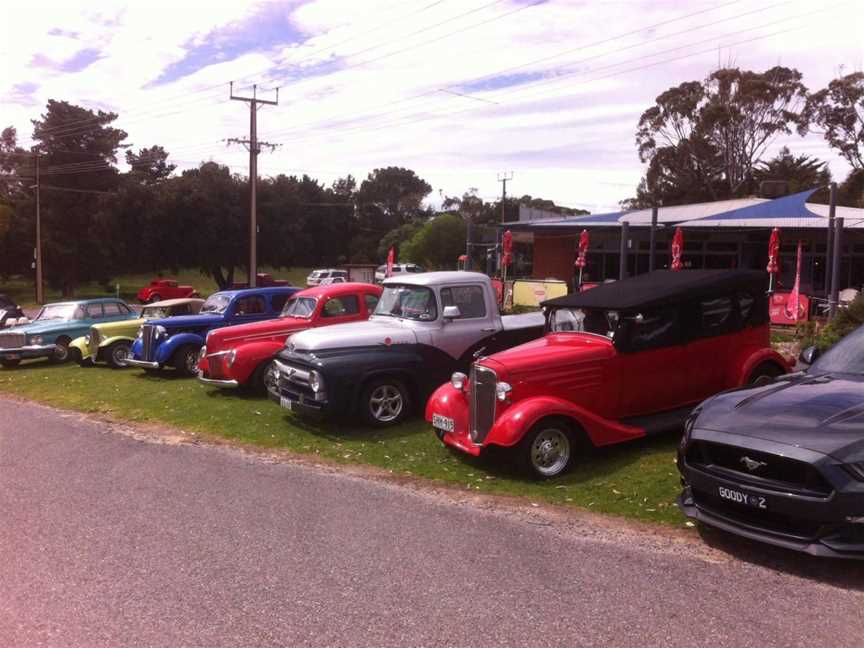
497 172 513 275
31 146 44 305
228 82 279 288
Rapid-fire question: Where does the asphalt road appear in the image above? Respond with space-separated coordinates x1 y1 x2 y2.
1 398 863 647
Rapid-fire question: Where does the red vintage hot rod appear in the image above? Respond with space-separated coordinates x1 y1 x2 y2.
197 282 382 393
137 279 199 304
426 270 791 479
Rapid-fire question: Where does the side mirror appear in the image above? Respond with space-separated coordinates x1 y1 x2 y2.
799 345 820 366
443 305 461 320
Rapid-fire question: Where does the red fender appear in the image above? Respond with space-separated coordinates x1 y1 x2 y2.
229 340 286 385
485 396 646 449
732 347 792 387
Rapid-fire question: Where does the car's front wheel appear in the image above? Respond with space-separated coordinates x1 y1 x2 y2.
173 344 200 377
106 341 132 369
1 359 20 368
747 361 785 387
360 378 410 427
518 420 575 479
48 337 72 364
251 359 279 395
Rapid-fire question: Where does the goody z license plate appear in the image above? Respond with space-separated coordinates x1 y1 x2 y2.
717 485 767 510
432 413 454 433
280 396 294 411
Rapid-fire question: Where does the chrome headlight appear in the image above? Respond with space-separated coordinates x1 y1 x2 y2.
451 372 467 390
309 369 323 393
199 346 207 360
225 349 237 367
136 327 143 339
155 325 167 338
31 335 43 345
495 382 512 402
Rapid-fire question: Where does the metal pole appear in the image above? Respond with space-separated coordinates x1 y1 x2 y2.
34 148 43 305
619 221 630 280
465 215 472 271
648 205 658 272
829 216 843 318
826 182 836 296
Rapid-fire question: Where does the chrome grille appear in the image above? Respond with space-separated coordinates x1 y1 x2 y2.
141 324 156 361
275 360 312 389
208 353 228 380
88 328 100 356
0 332 25 349
470 364 497 444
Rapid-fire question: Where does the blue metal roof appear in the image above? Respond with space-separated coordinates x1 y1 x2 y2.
687 188 820 223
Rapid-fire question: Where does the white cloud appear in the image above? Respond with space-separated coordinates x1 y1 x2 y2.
2 0 861 211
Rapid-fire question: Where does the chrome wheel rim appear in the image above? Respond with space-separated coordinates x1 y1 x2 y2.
185 350 198 374
113 345 130 366
369 385 403 422
530 428 571 477
54 344 68 362
263 362 278 393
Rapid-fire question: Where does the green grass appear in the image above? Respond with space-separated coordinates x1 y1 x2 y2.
3 267 313 309
0 361 686 526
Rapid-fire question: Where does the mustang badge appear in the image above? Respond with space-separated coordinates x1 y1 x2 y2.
740 456 767 472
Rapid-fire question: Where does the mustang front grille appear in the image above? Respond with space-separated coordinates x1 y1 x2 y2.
141 324 156 361
470 364 497 444
686 441 833 497
0 332 26 349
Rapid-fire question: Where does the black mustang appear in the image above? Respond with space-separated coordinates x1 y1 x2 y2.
678 326 864 558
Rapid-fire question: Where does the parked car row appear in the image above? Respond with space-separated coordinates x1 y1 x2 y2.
3 269 863 559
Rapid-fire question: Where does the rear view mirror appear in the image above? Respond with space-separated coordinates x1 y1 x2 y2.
443 305 461 320
799 345 820 366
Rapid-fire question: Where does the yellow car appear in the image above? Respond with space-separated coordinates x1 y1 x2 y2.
71 298 203 368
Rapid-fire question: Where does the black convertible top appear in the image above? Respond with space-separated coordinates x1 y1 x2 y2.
542 270 767 311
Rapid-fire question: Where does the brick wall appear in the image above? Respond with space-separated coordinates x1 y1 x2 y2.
532 234 575 283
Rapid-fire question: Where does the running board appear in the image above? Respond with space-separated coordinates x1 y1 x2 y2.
620 406 695 437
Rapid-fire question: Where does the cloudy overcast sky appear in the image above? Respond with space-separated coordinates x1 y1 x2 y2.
2 0 862 212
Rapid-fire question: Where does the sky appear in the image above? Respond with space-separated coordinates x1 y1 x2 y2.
1 0 862 213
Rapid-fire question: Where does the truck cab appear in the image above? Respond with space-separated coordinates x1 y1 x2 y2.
269 271 544 426
426 270 791 479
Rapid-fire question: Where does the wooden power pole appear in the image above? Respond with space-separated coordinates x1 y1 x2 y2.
228 83 279 288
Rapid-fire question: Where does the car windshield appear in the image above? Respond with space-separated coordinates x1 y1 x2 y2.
549 308 619 337
200 294 231 314
282 297 317 318
374 285 437 321
810 326 864 374
141 306 168 319
35 304 78 321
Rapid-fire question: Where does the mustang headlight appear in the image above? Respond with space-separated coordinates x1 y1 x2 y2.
31 335 43 345
495 382 512 402
451 372 467 390
843 462 864 482
155 325 167 338
309 369 323 393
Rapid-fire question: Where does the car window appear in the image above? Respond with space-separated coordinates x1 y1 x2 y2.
440 286 486 319
364 293 380 313
103 303 123 316
282 297 317 318
201 294 231 314
85 304 104 319
628 308 680 352
172 304 191 315
271 293 290 312
698 296 733 337
234 295 266 316
322 295 360 318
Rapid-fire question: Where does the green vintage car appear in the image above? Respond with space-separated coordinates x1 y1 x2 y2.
71 298 203 368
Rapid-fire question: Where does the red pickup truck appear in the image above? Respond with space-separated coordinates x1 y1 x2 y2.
197 282 382 393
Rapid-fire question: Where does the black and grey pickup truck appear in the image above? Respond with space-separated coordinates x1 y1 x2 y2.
269 271 545 426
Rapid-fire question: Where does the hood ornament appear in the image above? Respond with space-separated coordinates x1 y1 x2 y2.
740 456 767 472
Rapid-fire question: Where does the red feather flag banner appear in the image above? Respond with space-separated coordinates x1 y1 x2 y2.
670 227 684 271
575 229 589 288
502 230 513 268
787 240 804 322
386 246 395 278
766 227 781 292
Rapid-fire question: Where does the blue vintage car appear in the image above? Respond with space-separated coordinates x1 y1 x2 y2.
0 298 138 367
126 286 298 376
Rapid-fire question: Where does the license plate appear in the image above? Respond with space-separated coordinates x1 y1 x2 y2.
432 413 454 433
280 396 294 411
717 486 767 510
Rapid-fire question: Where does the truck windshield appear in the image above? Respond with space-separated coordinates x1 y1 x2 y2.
374 285 437 321
550 308 618 337
282 297 317 318
36 304 78 321
201 294 231 314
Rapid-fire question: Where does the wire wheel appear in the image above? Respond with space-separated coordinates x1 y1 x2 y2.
108 342 131 368
368 384 404 423
528 427 571 478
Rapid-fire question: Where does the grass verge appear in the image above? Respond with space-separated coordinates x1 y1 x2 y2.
0 361 686 525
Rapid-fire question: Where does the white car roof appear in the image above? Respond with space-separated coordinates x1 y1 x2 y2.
382 271 489 287
146 298 205 308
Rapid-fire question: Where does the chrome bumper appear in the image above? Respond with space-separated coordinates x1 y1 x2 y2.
197 371 239 388
126 358 160 369
0 344 57 359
